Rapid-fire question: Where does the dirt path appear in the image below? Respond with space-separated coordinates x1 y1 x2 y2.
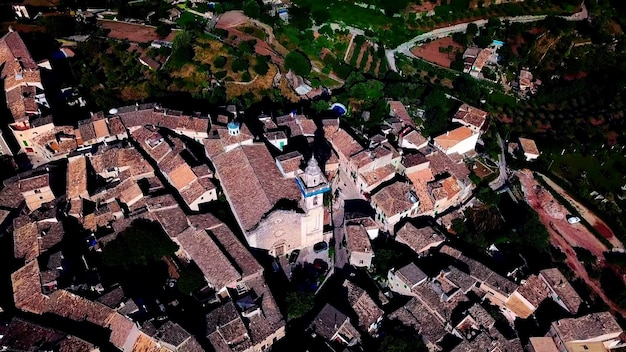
517 170 626 315
517 170 608 258
537 173 624 250
548 225 626 315
355 42 369 68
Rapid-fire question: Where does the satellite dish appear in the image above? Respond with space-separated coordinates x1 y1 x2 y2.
108 108 118 115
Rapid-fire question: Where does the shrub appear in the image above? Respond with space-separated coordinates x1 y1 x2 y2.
213 55 227 69
214 71 227 80
241 71 252 82
231 58 249 72
284 51 311 76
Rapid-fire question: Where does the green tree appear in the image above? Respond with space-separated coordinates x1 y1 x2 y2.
285 291 314 320
311 100 330 112
466 22 479 37
213 55 227 69
177 266 206 295
243 0 261 18
156 23 172 38
349 80 385 100
231 58 249 72
253 56 270 75
284 51 311 76
312 8 330 24
170 30 194 67
101 220 179 269
238 40 255 55
379 320 428 352
477 187 501 206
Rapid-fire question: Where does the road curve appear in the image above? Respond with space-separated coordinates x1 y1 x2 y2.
387 2 588 72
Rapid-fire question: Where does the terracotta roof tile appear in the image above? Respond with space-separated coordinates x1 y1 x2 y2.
346 224 372 253
78 119 97 143
389 101 414 127
245 276 285 343
66 156 87 199
1 318 66 351
6 85 38 121
519 137 540 156
58 335 97 352
187 213 222 230
131 333 168 352
453 104 487 130
516 274 549 308
11 261 48 314
13 217 39 262
212 144 300 231
389 298 447 344
552 312 621 342
177 227 240 288
38 221 64 251
107 116 126 135
539 268 582 314
210 225 262 277
359 165 396 188
276 151 303 176
371 181 416 218
206 302 251 348
153 206 189 237
93 118 110 138
343 280 383 331
18 173 50 192
46 290 115 326
401 129 427 148
433 126 474 150
107 312 138 349
0 182 24 209
396 223 444 254
325 128 363 158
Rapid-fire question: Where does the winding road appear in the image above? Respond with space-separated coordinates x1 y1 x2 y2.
386 2 588 72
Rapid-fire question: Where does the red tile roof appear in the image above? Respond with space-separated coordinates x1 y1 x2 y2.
453 103 487 130
212 144 300 231
177 227 240 288
11 261 49 314
372 181 416 217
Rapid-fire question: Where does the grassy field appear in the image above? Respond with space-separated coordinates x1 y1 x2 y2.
294 0 404 30
549 151 626 195
488 92 518 107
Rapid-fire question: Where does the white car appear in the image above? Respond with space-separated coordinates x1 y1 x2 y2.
567 216 581 224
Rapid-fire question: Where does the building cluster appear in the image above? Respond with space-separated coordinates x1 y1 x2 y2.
305 216 625 352
322 101 487 235
0 30 295 352
1 27 623 352
462 41 503 80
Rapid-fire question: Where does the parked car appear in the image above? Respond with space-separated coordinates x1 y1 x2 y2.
567 216 581 224
288 250 300 265
313 241 328 253
313 258 328 272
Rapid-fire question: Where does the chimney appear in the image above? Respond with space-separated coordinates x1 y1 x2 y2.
8 26 14 32
446 131 450 136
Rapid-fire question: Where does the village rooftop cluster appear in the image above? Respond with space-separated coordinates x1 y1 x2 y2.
0 25 621 352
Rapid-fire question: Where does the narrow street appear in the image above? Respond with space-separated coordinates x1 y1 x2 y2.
489 132 508 190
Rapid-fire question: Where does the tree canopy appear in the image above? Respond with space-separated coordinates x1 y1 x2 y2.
101 220 179 269
285 51 312 76
243 0 261 19
285 291 314 320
